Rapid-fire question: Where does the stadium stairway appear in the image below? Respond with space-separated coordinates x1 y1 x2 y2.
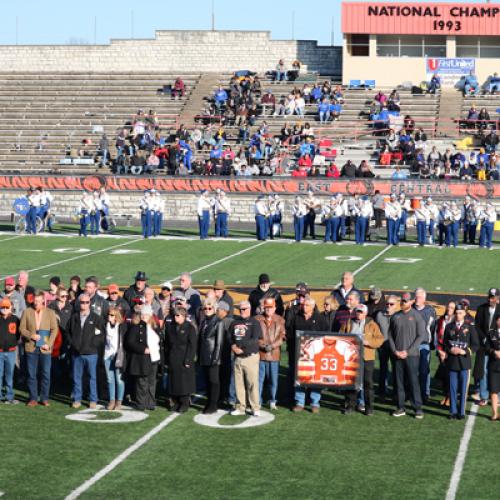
436 89 463 139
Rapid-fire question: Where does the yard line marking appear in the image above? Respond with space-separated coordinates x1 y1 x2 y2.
0 238 141 279
0 235 22 243
169 241 267 282
445 403 479 500
332 245 392 288
65 412 181 500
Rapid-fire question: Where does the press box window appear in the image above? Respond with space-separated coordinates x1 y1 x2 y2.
348 34 369 56
377 35 446 58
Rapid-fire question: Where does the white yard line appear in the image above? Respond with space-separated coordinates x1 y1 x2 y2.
0 238 141 279
445 403 479 500
169 240 268 282
65 412 180 500
0 235 22 243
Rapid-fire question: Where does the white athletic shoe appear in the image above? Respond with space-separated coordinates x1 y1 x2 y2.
269 402 277 410
252 410 261 417
230 409 245 416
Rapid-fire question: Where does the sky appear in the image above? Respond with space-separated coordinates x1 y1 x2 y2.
0 0 497 47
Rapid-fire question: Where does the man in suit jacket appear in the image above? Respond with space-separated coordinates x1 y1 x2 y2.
472 287 500 404
19 290 59 406
67 293 106 409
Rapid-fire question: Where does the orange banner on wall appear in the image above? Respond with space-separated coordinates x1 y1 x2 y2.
0 174 498 199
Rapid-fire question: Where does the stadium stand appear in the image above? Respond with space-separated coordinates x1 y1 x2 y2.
0 72 200 173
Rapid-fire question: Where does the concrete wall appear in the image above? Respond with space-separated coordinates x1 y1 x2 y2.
0 31 341 75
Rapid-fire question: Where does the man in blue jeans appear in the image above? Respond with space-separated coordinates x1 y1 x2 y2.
67 293 106 409
0 298 20 404
289 297 328 414
413 288 436 404
19 291 59 407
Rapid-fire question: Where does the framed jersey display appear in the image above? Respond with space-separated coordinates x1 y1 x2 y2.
294 331 363 390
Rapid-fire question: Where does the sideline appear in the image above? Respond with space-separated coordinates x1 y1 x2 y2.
445 403 479 500
65 412 180 500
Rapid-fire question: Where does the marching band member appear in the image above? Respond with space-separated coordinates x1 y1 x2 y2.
479 201 497 250
26 187 41 235
292 195 308 242
384 193 401 246
461 196 473 244
438 202 453 247
99 187 110 216
197 190 212 240
214 190 231 238
255 195 269 241
152 190 165 237
397 193 411 242
414 201 430 247
78 190 93 237
38 187 54 232
450 201 462 248
268 194 284 239
426 197 439 245
355 196 374 245
90 191 102 236
336 193 349 241
139 190 153 239
303 189 321 240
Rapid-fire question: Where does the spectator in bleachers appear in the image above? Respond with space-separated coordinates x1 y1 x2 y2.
302 122 314 139
98 134 109 167
388 90 401 112
385 129 399 152
274 59 287 82
295 94 306 118
326 163 340 178
214 85 228 111
464 71 480 96
329 101 342 121
318 98 330 123
404 115 415 134
478 108 491 130
172 77 185 99
302 84 312 103
459 162 474 181
427 73 441 94
332 85 344 104
261 90 276 116
357 160 375 178
299 137 315 158
374 90 388 105
391 166 408 180
414 128 428 150
288 60 301 81
482 130 499 153
340 160 356 178
310 84 322 103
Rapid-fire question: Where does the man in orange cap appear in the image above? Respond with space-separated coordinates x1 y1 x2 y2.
0 298 20 404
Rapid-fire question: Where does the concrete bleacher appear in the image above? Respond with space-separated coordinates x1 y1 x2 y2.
0 72 200 173
199 76 442 178
460 93 500 136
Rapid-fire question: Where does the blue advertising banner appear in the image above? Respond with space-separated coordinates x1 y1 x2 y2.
426 58 475 86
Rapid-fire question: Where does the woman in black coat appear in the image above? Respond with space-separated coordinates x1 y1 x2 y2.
164 306 197 413
198 299 224 414
125 306 162 411
486 315 500 421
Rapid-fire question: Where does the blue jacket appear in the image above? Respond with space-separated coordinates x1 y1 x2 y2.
215 89 228 102
318 102 330 113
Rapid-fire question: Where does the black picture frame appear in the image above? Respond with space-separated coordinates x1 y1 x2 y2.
294 331 364 391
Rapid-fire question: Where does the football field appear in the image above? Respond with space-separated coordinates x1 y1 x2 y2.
0 232 499 500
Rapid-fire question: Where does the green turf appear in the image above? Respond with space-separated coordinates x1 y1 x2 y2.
1 235 497 293
0 232 498 499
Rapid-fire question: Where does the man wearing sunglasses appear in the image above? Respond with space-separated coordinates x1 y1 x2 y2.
388 292 426 419
106 284 130 319
67 293 106 409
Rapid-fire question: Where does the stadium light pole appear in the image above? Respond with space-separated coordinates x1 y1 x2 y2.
211 0 215 31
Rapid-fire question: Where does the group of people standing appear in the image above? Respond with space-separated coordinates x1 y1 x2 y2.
1 268 499 422
23 186 54 234
78 187 110 237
